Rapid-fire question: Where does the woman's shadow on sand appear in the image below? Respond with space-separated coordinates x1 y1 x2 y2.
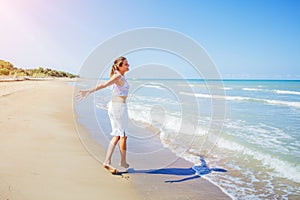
127 156 227 183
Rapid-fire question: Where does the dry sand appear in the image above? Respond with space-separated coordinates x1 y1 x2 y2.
0 80 139 200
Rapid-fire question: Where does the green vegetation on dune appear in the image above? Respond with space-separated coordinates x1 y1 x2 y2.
0 60 78 78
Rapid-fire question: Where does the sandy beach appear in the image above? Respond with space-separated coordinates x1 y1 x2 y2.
0 80 139 200
0 79 231 199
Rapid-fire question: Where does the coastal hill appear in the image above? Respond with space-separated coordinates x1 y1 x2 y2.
0 59 78 78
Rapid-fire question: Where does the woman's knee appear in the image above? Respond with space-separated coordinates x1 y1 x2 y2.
120 135 127 141
111 136 120 145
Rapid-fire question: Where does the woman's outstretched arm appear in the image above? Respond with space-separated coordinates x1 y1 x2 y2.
76 74 121 100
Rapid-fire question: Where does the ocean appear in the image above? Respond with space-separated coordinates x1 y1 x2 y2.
75 79 300 199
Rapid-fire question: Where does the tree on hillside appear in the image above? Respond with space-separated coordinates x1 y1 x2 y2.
0 60 14 70
0 59 78 78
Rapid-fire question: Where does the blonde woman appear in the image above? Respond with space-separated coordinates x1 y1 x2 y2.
77 56 130 174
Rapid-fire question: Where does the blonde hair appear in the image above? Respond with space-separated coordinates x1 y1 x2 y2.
110 56 127 78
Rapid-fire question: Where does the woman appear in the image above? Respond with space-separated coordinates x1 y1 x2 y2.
77 56 130 174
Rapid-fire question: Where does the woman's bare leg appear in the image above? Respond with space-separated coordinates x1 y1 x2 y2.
119 135 129 168
104 136 120 165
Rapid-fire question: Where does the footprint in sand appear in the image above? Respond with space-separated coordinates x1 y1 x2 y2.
0 181 24 200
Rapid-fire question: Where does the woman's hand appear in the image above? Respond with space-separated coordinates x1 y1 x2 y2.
76 89 90 101
76 76 118 101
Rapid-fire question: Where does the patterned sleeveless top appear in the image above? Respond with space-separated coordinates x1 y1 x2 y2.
112 74 129 96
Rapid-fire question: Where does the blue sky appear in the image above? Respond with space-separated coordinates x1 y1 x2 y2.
0 0 299 79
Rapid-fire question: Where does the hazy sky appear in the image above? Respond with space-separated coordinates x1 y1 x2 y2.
0 0 299 79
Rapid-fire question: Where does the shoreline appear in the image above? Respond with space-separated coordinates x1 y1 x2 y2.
124 121 232 199
0 76 77 82
75 89 232 199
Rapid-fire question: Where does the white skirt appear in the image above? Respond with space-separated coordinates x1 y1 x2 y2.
107 101 128 137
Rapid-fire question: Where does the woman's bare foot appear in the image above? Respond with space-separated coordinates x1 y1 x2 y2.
119 163 130 173
120 163 130 168
103 163 119 175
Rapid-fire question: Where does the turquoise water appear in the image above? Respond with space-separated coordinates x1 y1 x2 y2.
76 79 300 199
